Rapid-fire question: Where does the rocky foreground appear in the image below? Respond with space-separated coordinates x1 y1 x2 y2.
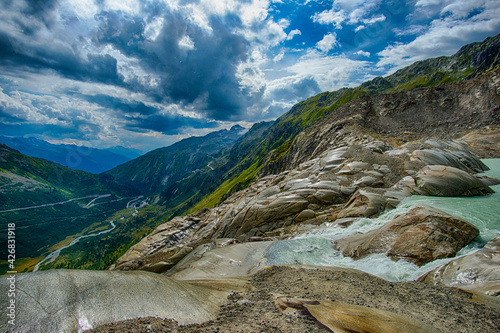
89 266 500 333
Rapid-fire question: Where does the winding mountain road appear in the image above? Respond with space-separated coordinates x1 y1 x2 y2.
0 194 111 214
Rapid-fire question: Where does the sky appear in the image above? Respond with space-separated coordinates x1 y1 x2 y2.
0 0 499 152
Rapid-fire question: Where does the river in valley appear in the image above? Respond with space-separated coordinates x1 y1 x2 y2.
265 158 500 282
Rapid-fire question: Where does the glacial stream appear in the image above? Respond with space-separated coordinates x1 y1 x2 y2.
265 159 500 282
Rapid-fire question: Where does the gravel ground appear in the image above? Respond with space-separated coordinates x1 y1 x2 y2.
88 265 500 333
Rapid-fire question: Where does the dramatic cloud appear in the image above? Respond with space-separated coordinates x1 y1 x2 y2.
0 0 498 151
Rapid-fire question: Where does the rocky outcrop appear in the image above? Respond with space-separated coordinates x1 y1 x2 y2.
336 189 387 218
111 209 219 272
396 165 494 197
0 270 228 333
418 236 500 296
333 205 480 266
459 127 500 158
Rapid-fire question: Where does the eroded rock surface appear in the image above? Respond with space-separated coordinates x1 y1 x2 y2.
397 165 494 197
0 270 227 333
419 236 500 296
333 205 480 266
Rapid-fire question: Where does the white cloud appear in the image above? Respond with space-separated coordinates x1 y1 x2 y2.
313 0 385 30
312 9 346 29
143 17 164 41
393 25 427 36
273 50 285 62
103 0 140 14
278 18 290 28
354 50 370 57
378 1 500 70
364 14 386 24
61 0 99 20
287 29 302 40
287 51 370 91
316 33 340 53
236 50 267 95
178 35 196 50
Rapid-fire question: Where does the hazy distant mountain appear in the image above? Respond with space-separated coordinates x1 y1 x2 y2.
105 125 247 194
0 136 142 173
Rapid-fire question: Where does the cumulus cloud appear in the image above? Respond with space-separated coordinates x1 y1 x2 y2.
312 9 347 28
287 29 302 40
316 33 341 53
354 50 371 57
378 0 500 69
288 51 370 91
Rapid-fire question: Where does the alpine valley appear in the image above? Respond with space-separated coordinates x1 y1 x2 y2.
2 34 500 332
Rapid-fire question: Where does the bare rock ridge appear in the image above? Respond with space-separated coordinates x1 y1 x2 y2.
419 235 500 296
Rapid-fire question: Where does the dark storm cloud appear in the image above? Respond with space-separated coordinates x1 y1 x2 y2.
271 77 321 104
1 0 262 127
0 31 124 86
77 94 159 116
93 8 257 120
71 92 220 135
126 114 219 135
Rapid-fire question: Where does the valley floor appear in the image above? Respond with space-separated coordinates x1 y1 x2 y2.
89 266 500 333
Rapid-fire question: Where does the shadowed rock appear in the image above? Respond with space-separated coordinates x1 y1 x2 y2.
334 205 479 266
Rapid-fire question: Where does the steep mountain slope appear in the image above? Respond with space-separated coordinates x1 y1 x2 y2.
260 68 500 176
177 33 500 212
158 121 273 214
105 125 246 194
0 136 141 173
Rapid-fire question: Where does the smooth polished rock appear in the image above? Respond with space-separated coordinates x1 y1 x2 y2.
334 205 479 266
275 297 440 333
403 165 495 197
0 270 227 333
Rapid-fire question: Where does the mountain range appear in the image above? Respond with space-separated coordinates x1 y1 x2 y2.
1 33 500 275
0 136 143 174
